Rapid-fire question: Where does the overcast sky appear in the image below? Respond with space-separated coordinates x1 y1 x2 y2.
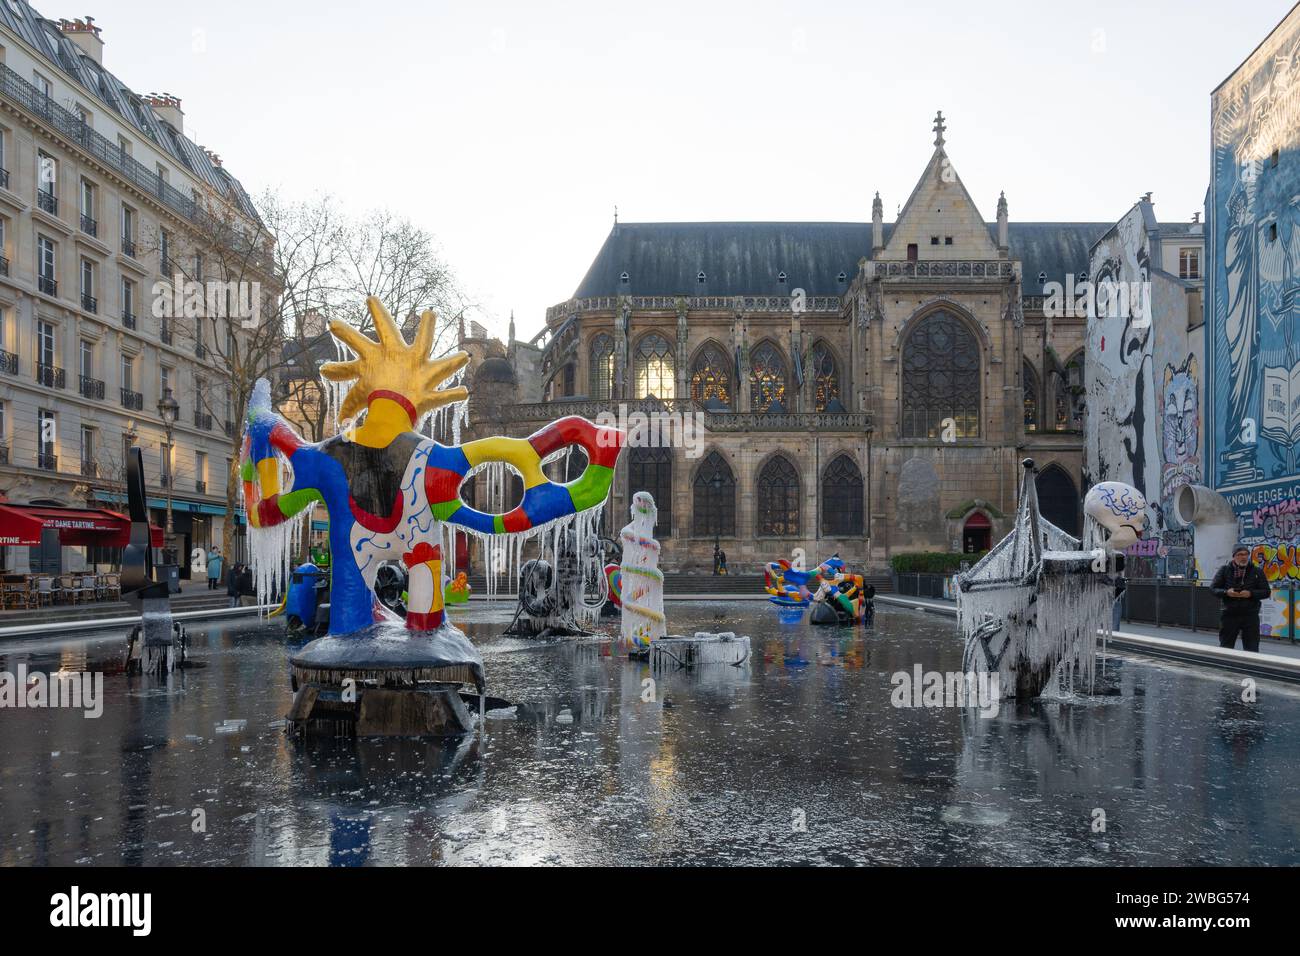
89 0 1294 340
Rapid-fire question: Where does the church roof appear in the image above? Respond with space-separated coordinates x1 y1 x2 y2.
573 220 1112 299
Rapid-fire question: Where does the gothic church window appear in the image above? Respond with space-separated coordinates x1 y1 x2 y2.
633 333 674 400
821 454 863 536
690 342 732 410
749 340 788 413
692 451 735 537
589 333 614 401
757 455 799 536
900 311 980 439
628 446 672 538
810 341 841 413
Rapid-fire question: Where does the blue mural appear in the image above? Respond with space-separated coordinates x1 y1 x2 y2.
1207 6 1300 539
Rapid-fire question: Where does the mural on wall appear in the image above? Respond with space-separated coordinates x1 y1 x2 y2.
1160 354 1201 518
1086 205 1161 534
1208 8 1300 573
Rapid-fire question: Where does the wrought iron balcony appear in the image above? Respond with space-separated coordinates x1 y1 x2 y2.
865 259 1016 280
79 375 105 399
80 459 97 478
194 411 213 431
122 311 136 330
37 275 56 296
81 292 97 314
121 236 136 258
120 388 143 410
0 168 8 190
36 190 57 215
37 452 57 471
36 364 65 389
0 350 15 375
80 213 97 237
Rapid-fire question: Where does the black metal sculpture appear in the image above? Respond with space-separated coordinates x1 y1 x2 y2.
121 446 188 675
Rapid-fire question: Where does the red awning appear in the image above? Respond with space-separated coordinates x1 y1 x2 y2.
0 505 163 548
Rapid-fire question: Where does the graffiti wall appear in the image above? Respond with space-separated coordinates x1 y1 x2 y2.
1208 5 1300 582
1086 201 1204 567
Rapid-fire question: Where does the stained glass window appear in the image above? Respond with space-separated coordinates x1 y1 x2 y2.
749 341 788 414
757 455 799 536
690 342 732 409
1052 351 1085 432
634 333 674 400
589 333 614 401
692 451 735 536
628 446 672 538
900 311 980 438
811 341 840 412
821 455 863 535
1023 360 1039 432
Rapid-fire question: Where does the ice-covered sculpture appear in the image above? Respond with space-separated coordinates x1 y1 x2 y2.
240 297 625 734
618 491 666 656
955 460 1145 699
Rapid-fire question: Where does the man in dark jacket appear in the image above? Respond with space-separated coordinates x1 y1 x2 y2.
1210 545 1271 652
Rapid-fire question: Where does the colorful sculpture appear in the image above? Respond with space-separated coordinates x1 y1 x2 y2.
444 572 470 605
618 492 666 656
808 558 873 625
764 553 845 608
241 297 625 734
956 460 1143 699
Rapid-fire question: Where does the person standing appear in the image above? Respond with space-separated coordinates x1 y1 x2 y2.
227 562 243 608
206 547 223 591
1211 545 1271 652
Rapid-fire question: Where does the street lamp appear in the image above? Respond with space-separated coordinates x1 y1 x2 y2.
157 387 179 545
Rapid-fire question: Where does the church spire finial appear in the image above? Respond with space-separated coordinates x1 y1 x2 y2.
933 110 946 148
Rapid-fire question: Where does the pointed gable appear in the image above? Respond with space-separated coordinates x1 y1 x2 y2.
881 137 1002 261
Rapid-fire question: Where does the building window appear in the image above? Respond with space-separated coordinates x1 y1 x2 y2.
633 333 674 399
121 354 133 391
1179 247 1200 279
1052 351 1085 432
944 236 953 245
691 451 735 537
37 234 55 294
588 333 614 401
80 258 95 311
619 271 629 285
757 455 799 536
907 243 918 262
697 271 706 284
900 311 980 439
1023 360 1039 432
930 236 939 245
79 339 93 378
161 365 172 400
777 271 787 284
821 454 863 536
80 424 94 471
121 277 135 325
38 408 55 469
37 152 55 203
37 320 56 368
628 446 672 538
120 204 135 255
810 341 841 412
689 342 731 410
748 340 789 413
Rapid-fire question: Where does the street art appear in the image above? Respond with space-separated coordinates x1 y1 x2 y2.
1161 354 1201 517
1086 205 1160 534
1209 18 1300 535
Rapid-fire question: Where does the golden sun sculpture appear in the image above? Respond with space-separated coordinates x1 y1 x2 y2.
320 296 470 424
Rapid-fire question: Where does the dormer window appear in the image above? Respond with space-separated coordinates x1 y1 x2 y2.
777 272 787 284
930 236 940 245
837 272 847 283
944 236 953 245
619 271 630 284
1038 271 1048 287
1077 271 1087 283
697 271 706 284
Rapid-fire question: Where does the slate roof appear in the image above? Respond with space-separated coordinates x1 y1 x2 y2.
0 0 259 220
573 221 1115 298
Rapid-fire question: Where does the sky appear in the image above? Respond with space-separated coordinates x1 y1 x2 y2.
79 0 1297 341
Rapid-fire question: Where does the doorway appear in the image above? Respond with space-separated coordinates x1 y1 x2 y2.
962 512 991 553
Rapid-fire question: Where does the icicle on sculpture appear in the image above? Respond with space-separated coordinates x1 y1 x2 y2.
504 518 606 638
121 446 188 675
618 491 666 657
241 296 625 735
955 459 1145 700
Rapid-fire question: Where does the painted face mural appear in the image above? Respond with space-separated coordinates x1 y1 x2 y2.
1161 355 1201 517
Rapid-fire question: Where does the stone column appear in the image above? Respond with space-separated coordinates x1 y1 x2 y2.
675 297 688 401
615 299 630 400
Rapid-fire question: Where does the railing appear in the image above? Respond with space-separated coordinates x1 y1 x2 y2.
0 255 8 276
502 397 872 432
37 275 56 296
78 375 105 399
194 411 213 431
36 364 65 389
1118 578 1299 642
36 190 57 216
121 236 136 258
545 293 843 323
80 214 97 237
80 460 97 478
81 292 97 314
0 350 16 374
37 452 57 471
120 388 143 410
0 168 8 190
122 311 136 330
866 260 1016 280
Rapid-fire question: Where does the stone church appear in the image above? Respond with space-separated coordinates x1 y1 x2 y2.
461 115 1105 572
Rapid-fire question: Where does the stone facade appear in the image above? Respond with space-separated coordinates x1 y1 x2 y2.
462 118 1101 573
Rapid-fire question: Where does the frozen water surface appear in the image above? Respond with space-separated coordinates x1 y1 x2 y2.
1 602 1298 866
